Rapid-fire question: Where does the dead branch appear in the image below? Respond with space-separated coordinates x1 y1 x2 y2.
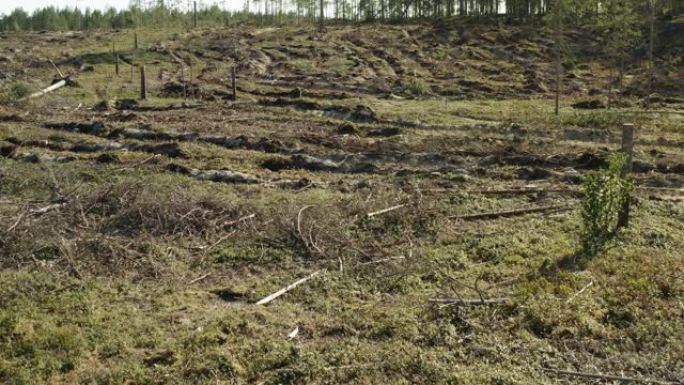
255 270 324 305
188 273 211 284
114 154 161 171
467 187 581 196
6 211 26 233
30 203 65 215
48 59 65 78
539 368 679 384
20 79 69 101
223 213 256 227
6 203 64 232
450 203 575 221
366 204 406 218
565 280 594 304
355 255 406 267
192 231 236 252
295 205 324 258
430 297 510 306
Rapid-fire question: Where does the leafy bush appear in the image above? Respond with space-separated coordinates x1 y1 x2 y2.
580 152 633 256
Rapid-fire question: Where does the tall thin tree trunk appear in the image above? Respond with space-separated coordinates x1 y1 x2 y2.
554 19 561 116
647 0 655 108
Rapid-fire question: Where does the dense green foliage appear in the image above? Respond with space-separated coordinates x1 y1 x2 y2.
1 0 682 31
580 152 634 256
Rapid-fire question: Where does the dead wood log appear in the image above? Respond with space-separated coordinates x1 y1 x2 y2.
467 187 581 196
430 297 510 306
167 164 262 184
539 368 679 384
450 203 575 221
20 79 68 101
255 270 323 305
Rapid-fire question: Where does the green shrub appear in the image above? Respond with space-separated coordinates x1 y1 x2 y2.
9 83 30 101
0 82 31 103
580 152 633 256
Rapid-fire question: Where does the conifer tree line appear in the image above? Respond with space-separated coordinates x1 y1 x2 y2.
0 0 682 31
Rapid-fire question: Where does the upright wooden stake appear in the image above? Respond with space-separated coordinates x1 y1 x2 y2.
140 66 147 100
134 31 139 50
115 54 120 76
554 17 561 116
193 1 198 28
180 65 187 99
618 123 634 228
647 0 655 109
230 66 237 101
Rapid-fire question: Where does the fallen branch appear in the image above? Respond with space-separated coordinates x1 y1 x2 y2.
6 211 26 232
6 203 64 232
223 213 256 227
539 367 679 384
255 270 323 305
114 154 161 171
355 255 406 267
20 79 68 101
366 204 406 218
48 59 65 78
191 231 236 252
430 297 510 306
565 280 594 304
188 273 211 284
467 187 581 196
30 203 65 215
450 203 575 221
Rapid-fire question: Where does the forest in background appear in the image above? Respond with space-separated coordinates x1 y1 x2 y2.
1 0 683 32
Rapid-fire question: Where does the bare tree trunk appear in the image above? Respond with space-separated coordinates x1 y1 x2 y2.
319 0 325 31
647 0 655 108
554 22 561 116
